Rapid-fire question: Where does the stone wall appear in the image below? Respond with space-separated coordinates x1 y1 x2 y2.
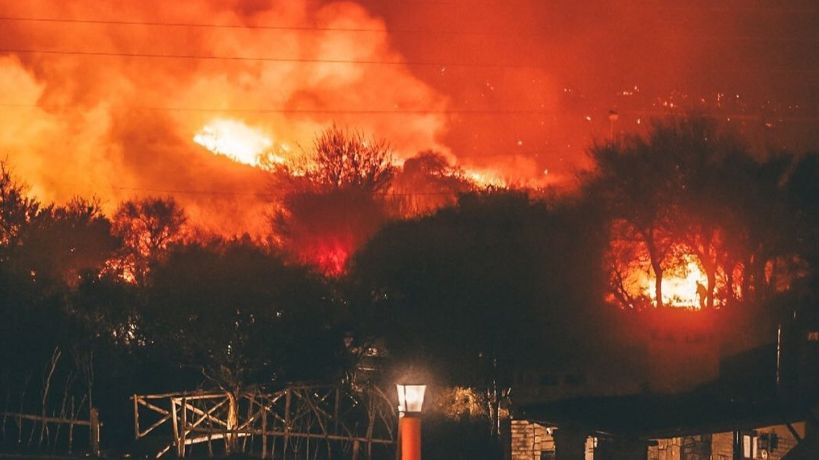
648 438 683 460
511 419 555 460
652 423 806 460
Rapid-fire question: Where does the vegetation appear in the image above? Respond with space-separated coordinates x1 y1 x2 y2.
1 118 818 455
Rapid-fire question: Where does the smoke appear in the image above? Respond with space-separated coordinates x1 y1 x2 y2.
0 0 449 236
363 0 819 180
2 0 817 238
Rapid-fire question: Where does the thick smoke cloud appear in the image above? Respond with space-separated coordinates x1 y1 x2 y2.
0 0 448 235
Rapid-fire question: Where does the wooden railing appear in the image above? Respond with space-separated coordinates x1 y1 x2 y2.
133 385 396 459
0 408 100 455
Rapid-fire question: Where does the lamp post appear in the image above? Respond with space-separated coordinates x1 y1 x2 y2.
396 384 426 460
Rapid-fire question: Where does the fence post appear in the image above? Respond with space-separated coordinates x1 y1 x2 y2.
171 399 180 458
180 397 187 458
261 401 268 459
283 388 291 455
133 395 139 440
352 439 360 460
89 407 100 457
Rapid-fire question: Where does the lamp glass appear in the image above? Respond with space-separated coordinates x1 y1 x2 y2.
396 384 426 414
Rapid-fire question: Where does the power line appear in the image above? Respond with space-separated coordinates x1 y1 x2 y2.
0 47 534 69
2 15 819 42
0 15 394 33
0 15 510 37
2 103 819 123
0 103 562 115
4 48 819 73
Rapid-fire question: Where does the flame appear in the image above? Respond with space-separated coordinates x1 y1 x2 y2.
312 241 350 276
645 255 708 308
464 169 506 188
193 119 274 167
101 258 137 284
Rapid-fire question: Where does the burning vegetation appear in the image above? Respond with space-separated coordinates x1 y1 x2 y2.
2 2 819 457
1 115 819 458
191 121 500 274
591 118 805 310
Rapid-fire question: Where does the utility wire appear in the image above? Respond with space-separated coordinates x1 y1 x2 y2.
2 16 819 42
3 48 819 73
2 103 818 123
0 48 534 69
0 103 560 115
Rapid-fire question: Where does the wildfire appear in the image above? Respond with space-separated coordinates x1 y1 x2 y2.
311 241 350 277
464 169 506 188
193 119 276 167
646 255 708 308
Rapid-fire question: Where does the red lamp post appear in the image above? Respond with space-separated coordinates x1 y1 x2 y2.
396 384 426 460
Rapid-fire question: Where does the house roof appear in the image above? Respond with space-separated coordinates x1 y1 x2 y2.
519 389 811 439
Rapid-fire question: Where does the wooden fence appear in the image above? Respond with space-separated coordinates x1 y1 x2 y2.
0 408 100 455
133 385 397 459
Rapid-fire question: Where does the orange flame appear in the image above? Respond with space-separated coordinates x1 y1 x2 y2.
645 255 708 308
193 119 277 167
464 168 506 188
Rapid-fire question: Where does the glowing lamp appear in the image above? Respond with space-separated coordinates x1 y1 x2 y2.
397 383 426 460
396 384 426 415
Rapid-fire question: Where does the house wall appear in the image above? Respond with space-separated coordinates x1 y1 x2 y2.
750 422 804 460
647 435 711 460
651 422 806 460
710 432 733 460
510 419 555 460
648 438 682 460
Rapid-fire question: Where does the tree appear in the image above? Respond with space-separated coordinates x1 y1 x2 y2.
16 198 118 287
111 197 186 281
656 118 743 308
0 162 40 263
586 128 678 307
785 152 819 298
349 190 610 437
274 126 395 274
587 116 800 310
308 125 394 192
389 151 473 217
141 240 344 451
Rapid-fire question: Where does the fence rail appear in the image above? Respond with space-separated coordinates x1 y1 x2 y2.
133 385 397 459
0 408 100 456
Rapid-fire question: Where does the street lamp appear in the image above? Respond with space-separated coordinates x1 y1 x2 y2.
396 384 426 460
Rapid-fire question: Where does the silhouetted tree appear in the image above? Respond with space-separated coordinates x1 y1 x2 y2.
111 197 186 281
0 162 40 263
659 119 745 308
588 117 802 310
309 125 394 192
389 151 473 216
142 240 344 451
275 126 394 274
587 125 679 307
17 198 118 287
349 190 609 437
